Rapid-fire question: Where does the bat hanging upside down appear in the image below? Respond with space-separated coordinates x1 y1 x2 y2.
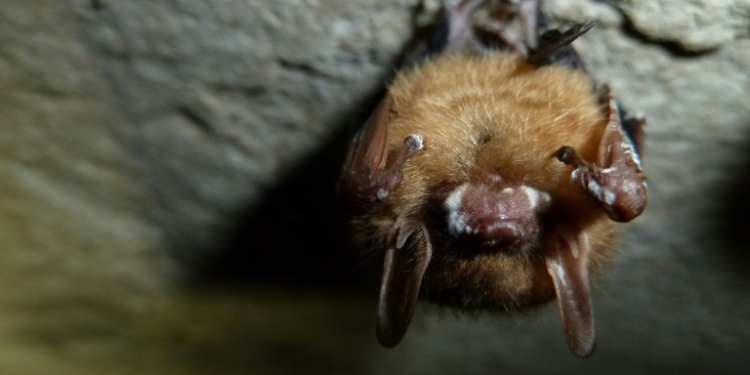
338 0 647 358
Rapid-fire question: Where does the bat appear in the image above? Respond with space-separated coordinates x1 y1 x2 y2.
338 0 647 358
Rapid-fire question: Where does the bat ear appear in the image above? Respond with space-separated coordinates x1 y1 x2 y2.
377 221 432 347
546 225 596 358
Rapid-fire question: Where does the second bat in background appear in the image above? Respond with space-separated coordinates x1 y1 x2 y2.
338 0 647 358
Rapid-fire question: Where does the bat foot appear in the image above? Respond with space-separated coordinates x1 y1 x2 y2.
555 145 618 211
555 146 588 169
391 134 424 173
339 94 427 213
440 0 487 53
404 134 423 154
339 134 425 213
554 86 647 222
375 134 425 198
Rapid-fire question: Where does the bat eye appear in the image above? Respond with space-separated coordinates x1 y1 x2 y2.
477 133 492 146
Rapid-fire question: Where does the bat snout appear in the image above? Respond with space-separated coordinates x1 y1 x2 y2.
437 181 550 251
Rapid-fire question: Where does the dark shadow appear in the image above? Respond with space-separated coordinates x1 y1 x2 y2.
185 6 446 292
189 90 388 293
710 124 750 277
620 16 717 58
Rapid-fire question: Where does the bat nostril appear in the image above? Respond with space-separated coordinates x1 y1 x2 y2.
436 181 544 251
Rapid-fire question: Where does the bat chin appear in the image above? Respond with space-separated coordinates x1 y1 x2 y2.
423 250 554 311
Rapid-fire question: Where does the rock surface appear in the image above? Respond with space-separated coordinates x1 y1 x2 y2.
616 0 750 51
1 0 749 374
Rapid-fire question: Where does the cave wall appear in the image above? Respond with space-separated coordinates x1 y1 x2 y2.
1 0 749 374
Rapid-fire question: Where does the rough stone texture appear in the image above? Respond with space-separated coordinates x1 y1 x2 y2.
1 0 749 374
615 0 750 51
79 0 416 266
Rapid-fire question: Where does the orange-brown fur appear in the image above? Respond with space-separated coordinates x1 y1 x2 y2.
358 52 621 310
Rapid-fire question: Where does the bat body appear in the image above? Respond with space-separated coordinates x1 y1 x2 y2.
338 0 646 358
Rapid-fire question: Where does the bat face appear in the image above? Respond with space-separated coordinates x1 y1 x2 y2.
338 0 647 359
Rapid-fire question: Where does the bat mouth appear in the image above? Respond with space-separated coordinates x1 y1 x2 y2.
457 216 538 248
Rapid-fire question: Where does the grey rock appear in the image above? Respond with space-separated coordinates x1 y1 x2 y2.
0 0 749 374
614 0 750 51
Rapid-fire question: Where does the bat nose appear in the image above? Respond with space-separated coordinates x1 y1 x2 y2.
439 181 547 251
